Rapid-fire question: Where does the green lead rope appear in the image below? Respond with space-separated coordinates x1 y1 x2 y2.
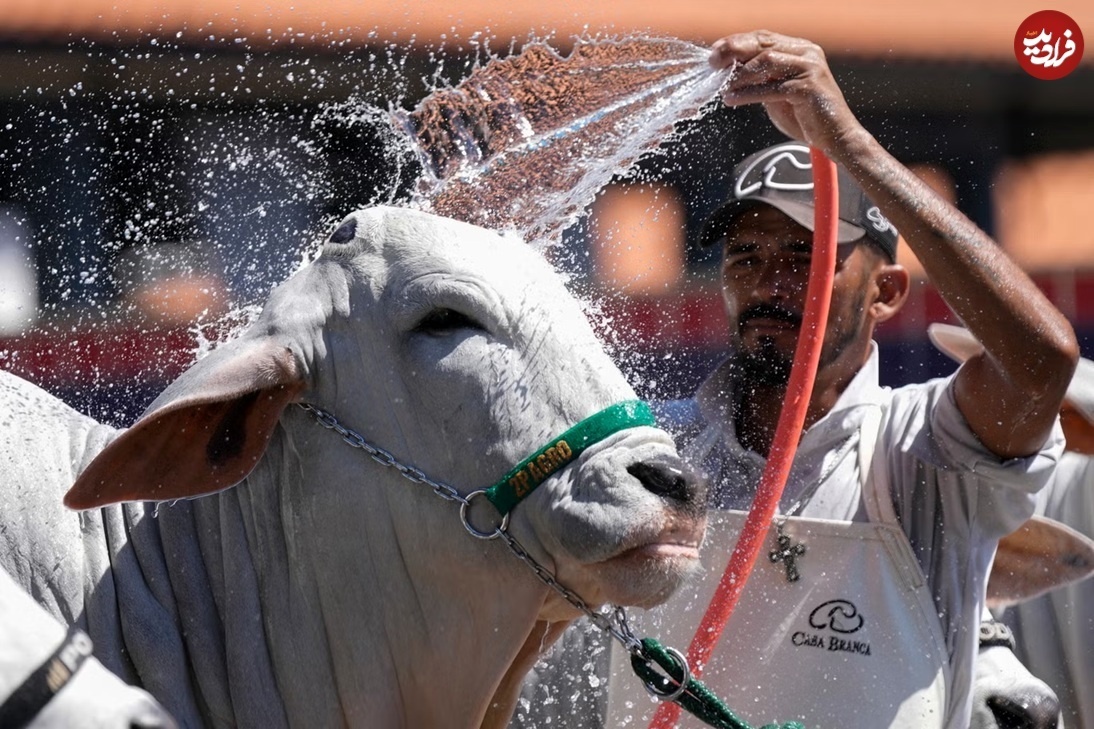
631 638 806 729
483 400 656 515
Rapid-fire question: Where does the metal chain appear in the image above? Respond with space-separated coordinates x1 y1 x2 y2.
297 402 644 656
496 529 644 654
779 431 856 520
299 403 466 505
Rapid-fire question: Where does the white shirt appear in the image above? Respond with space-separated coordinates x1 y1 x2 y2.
511 344 1063 729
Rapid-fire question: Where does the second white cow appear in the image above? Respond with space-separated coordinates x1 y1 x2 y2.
0 206 707 728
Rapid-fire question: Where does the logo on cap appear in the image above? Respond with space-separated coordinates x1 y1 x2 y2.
866 207 896 235
734 143 814 199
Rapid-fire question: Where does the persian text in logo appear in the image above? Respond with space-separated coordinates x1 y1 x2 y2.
1014 10 1084 80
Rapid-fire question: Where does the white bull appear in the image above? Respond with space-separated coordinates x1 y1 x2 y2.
971 515 1094 729
0 206 706 728
0 567 176 729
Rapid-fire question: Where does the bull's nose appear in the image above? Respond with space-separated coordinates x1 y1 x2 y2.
627 461 702 505
986 693 1061 729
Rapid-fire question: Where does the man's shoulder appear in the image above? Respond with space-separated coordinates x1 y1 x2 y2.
881 375 955 428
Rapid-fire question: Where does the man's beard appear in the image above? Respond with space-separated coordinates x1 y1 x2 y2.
735 337 794 386
733 290 866 388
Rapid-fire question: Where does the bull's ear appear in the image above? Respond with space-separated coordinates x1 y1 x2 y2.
64 336 304 510
986 515 1094 608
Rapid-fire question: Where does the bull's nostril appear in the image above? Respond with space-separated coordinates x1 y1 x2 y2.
986 694 1061 729
627 461 691 502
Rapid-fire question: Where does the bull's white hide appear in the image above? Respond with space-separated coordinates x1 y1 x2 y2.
0 566 175 729
1 206 704 729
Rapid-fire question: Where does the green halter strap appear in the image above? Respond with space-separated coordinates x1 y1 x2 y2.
482 400 656 516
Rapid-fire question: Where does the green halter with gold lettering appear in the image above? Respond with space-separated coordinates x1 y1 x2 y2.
482 400 657 516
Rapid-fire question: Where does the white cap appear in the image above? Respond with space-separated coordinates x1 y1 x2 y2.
927 322 1094 426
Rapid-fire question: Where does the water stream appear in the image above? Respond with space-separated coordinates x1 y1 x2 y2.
393 36 730 248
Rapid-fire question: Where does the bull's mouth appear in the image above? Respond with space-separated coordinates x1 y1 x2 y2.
598 516 707 572
587 522 706 609
610 538 702 564
537 510 707 612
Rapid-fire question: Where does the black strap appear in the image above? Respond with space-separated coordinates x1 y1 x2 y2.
978 619 1016 651
0 625 94 728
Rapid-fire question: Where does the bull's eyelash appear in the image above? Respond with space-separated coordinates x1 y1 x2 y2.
413 307 485 335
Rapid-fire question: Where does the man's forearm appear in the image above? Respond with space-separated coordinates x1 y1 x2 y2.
835 129 1077 456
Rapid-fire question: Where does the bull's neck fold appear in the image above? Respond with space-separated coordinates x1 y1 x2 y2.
89 415 558 728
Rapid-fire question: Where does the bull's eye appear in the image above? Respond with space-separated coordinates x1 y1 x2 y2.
328 217 357 244
414 308 484 336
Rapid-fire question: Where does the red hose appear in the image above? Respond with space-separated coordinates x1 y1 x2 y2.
648 148 840 729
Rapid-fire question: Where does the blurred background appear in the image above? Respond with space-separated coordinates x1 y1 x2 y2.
0 0 1091 425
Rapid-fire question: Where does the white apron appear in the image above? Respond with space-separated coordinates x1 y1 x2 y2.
607 406 951 729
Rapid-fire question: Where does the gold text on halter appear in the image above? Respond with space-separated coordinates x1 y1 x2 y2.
508 441 574 498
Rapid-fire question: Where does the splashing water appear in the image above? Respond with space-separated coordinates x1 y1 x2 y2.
0 37 432 425
393 36 730 248
2 33 734 425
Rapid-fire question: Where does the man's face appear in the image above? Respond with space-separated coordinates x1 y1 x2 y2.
719 206 875 386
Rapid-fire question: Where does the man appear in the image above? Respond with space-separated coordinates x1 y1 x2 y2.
514 30 1077 729
605 31 1076 729
931 323 1094 729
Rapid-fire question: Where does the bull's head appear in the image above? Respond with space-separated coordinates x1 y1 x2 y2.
65 206 707 726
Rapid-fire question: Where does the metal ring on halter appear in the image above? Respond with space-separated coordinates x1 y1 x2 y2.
640 645 691 702
460 490 509 539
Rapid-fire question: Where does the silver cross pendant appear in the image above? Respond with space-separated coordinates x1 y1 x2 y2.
769 521 806 582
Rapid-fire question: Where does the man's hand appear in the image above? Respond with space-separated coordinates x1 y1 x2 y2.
709 31 864 161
